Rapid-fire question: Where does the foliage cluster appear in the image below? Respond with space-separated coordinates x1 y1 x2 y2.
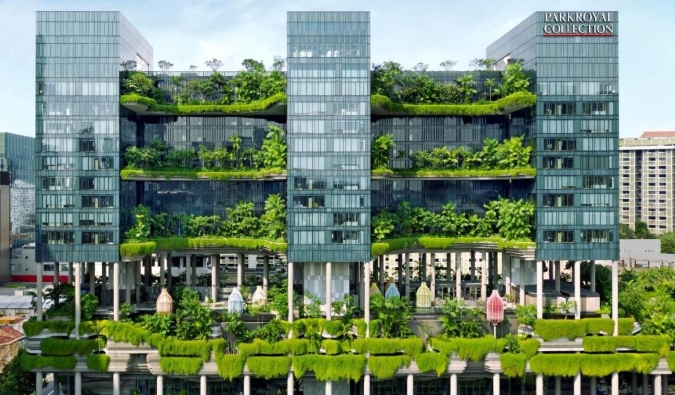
20 355 77 371
371 236 534 256
430 337 502 361
369 294 414 338
0 349 36 395
371 91 536 116
415 352 449 377
246 356 292 379
529 353 660 377
292 355 366 381
371 198 534 242
39 338 105 356
533 318 634 341
86 354 111 372
159 357 204 376
582 335 671 356
121 92 287 115
367 355 411 379
23 320 75 337
439 298 486 338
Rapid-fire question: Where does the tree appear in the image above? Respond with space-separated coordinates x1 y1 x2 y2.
157 60 174 71
662 232 675 253
371 61 404 101
229 135 242 166
372 210 396 241
121 60 137 71
259 194 286 240
260 126 287 169
440 60 457 71
125 205 152 241
484 78 495 101
175 288 213 340
634 220 653 239
189 65 197 71
372 134 395 169
205 58 223 71
370 294 413 338
469 58 497 70
272 55 286 71
497 61 530 96
619 223 636 239
412 62 429 72
0 349 36 395
456 74 477 103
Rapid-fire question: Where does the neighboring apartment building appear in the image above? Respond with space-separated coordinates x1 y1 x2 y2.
620 131 675 235
29 10 621 395
0 132 35 249
0 172 9 283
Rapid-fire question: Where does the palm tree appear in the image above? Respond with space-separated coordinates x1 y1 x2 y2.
229 135 242 167
484 78 495 101
457 74 477 104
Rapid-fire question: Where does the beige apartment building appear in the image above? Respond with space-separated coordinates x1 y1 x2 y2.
620 131 675 235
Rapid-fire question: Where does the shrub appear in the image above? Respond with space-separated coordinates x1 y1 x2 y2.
415 352 448 377
40 338 104 356
104 321 150 345
159 357 203 375
533 319 585 341
119 241 156 258
519 339 540 358
23 320 75 337
158 338 212 361
246 356 292 379
367 355 411 379
583 335 670 356
86 355 110 372
78 320 109 336
121 92 287 115
499 353 528 377
580 354 659 376
353 319 367 338
431 337 501 361
292 355 366 381
529 354 582 377
21 355 77 371
321 340 342 355
216 354 245 381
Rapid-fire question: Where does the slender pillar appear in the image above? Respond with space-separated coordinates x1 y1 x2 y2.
136 260 142 304
590 260 596 292
492 252 499 290
144 256 151 289
644 374 649 395
612 260 619 335
504 255 512 296
287 372 294 395
191 256 197 286
35 371 43 395
75 371 81 395
555 376 561 395
481 252 487 301
243 375 251 395
430 252 436 304
157 376 164 395
590 376 597 395
364 263 371 338
124 262 131 304
159 254 166 287
662 375 668 395
166 253 173 290
397 254 403 292
54 261 60 284
263 255 269 292
574 372 581 395
573 260 581 319
287 261 294 325
536 373 544 395
88 262 95 295
326 380 332 395
36 262 43 321
237 253 244 288
611 373 618 395
407 374 414 395
68 262 74 284
632 372 638 395
493 373 500 395
200 375 206 395
113 372 120 395
654 375 662 395
326 261 332 320
450 373 457 395
363 374 370 395
404 252 411 299
113 261 120 321
75 262 81 339
470 250 476 281
211 254 219 302
102 261 108 295
53 374 60 395
186 254 193 287
379 255 385 291
536 260 544 319
455 252 462 301
446 252 452 285
554 261 561 292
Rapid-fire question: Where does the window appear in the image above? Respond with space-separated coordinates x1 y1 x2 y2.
580 156 614 169
583 176 614 189
82 232 114 244
79 139 96 152
333 213 360 226
293 177 326 190
42 177 73 191
82 195 114 208
544 102 575 115
42 231 74 245
581 230 613 243
582 102 612 115
543 231 574 243
543 194 574 207
292 195 325 208
544 139 576 151
332 230 361 244
543 156 574 169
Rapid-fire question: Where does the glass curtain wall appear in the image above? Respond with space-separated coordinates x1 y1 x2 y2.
286 11 371 263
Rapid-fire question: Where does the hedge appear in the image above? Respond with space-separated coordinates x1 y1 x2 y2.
23 320 75 337
321 339 342 355
292 355 366 381
158 338 213 361
430 337 503 361
520 339 540 358
239 339 309 357
352 338 423 357
368 355 411 379
216 354 245 381
159 357 204 375
529 353 661 377
104 321 151 346
78 320 109 336
246 356 292 379
415 352 449 377
121 168 286 181
353 319 368 338
121 92 287 115
529 353 582 377
40 338 105 356
119 241 156 258
21 355 77 371
372 168 536 178
370 92 536 116
583 335 671 356
86 354 110 372
534 318 636 341
372 236 534 256
122 237 287 255
499 353 528 377
667 352 675 372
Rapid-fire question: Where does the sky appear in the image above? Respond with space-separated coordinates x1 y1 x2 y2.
0 0 672 138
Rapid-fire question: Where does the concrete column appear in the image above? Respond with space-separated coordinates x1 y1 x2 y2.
166 253 173 290
191 256 197 286
200 375 206 395
243 375 251 395
430 252 436 304
326 380 332 395
574 260 581 319
54 261 60 284
492 252 499 290
536 373 544 395
493 373 500 395
537 260 544 319
591 376 597 395
36 262 43 321
263 255 269 292
654 375 662 395
481 252 488 302
364 263 371 338
363 374 370 395
186 254 193 287
68 262 73 284
157 376 163 395
611 373 618 395
554 261 561 293
574 372 581 395
125 262 132 304
237 253 244 288
590 260 596 292
35 371 43 395
397 254 403 292
404 252 411 299
211 254 219 302
326 262 332 320
113 261 120 321
75 262 81 339
470 250 476 282
644 374 649 395
612 260 619 335
287 261 294 325
53 374 60 395
407 373 413 395
555 376 561 395
504 255 512 296
88 262 95 295
287 372 294 395
379 255 385 292
113 372 120 395
144 256 151 290
632 372 638 395
75 371 81 395
662 375 668 395
455 252 462 301
159 254 166 287
446 252 452 285
136 260 142 304
102 261 107 292
450 373 457 395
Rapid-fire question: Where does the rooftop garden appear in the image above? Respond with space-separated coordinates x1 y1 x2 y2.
372 134 534 178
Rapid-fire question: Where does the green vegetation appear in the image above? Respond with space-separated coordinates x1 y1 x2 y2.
23 320 75 337
292 355 366 381
246 356 292 379
371 92 535 116
39 338 105 357
430 337 502 362
368 356 411 379
121 92 286 115
119 241 156 258
415 352 449 377
583 335 671 356
439 299 486 339
532 318 634 341
530 353 660 377
372 168 536 178
159 357 204 376
121 168 286 180
86 355 110 372
372 236 534 256
20 355 77 371
0 349 36 395
499 352 528 377
216 354 245 381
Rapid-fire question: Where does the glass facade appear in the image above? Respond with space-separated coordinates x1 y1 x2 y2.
487 11 619 261
0 133 36 247
35 11 152 263
286 12 371 263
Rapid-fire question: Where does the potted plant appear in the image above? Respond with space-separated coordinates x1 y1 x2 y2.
514 305 536 336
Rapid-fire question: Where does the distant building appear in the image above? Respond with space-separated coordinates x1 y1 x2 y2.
619 239 675 268
0 171 9 283
0 133 35 249
620 131 675 235
0 325 24 373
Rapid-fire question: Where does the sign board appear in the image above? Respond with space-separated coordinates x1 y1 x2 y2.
543 12 614 36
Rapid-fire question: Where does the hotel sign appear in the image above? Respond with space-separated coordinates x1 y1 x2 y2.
543 12 614 36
